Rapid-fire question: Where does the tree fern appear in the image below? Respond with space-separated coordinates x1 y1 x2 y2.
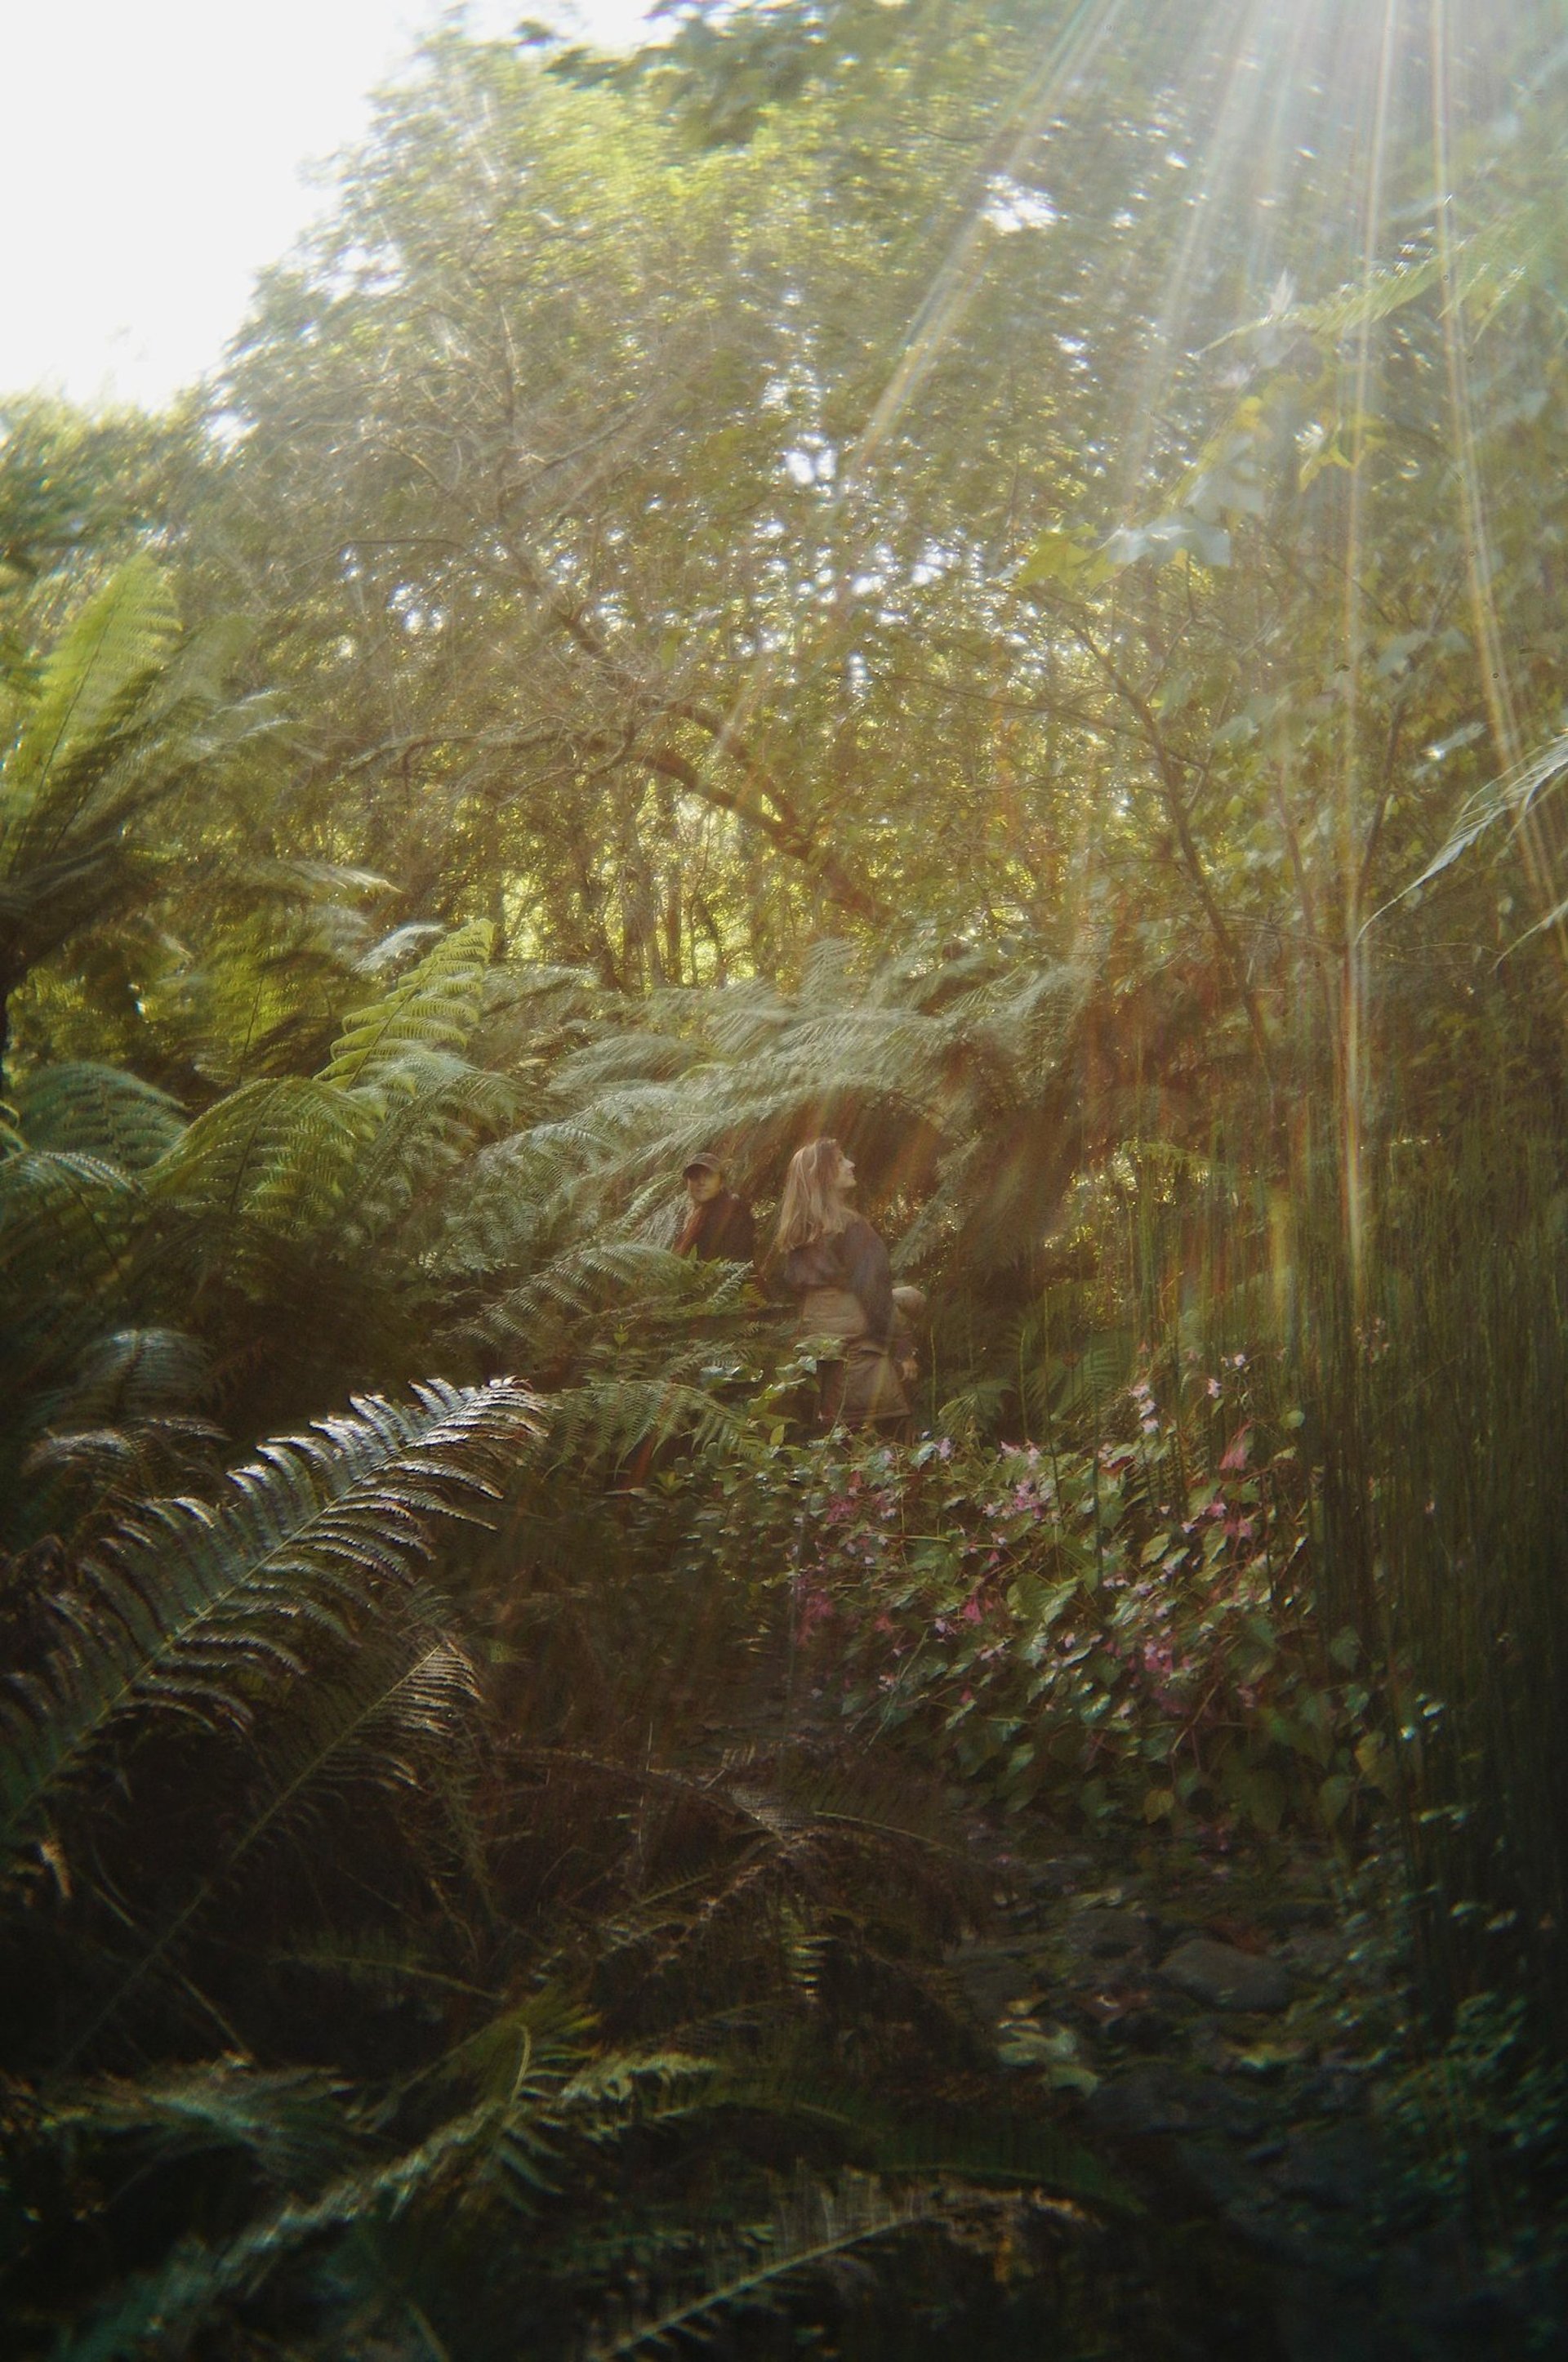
132 939 519 1312
66 1630 485 2057
438 1116 635 1277
467 1245 764 1463
48 2037 727 2362
13 1061 185 1170
546 1373 748 1468
478 1238 741 1342
323 916 494 1095
0 1148 145 1411
0 1144 141 1295
0 1151 155 1508
34 1326 210 1428
0 1378 542 1855
0 557 178 847
0 564 194 1077
339 1056 521 1254
147 1075 372 1273
486 933 1167 1301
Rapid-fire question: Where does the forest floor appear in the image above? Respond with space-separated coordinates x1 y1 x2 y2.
951 1809 1561 2361
727 1664 1553 2362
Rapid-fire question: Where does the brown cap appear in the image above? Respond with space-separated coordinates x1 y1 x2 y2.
683 1151 723 1179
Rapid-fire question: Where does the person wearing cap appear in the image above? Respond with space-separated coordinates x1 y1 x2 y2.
674 1152 756 1265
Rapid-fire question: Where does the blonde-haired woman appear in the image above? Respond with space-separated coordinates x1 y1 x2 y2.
775 1137 910 1435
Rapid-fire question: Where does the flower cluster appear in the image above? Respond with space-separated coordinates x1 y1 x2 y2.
770 1357 1376 1839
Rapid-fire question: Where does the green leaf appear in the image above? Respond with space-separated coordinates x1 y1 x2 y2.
1014 528 1106 589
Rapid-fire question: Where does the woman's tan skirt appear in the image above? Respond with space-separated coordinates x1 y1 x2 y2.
797 1286 910 1433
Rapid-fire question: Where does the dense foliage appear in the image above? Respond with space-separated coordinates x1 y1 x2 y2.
2 0 1566 2351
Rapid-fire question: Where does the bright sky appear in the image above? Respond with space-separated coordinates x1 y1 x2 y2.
0 0 653 414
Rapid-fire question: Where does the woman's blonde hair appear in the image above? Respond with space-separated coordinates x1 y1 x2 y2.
774 1136 852 1255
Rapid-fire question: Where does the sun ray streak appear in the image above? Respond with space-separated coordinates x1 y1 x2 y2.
1113 0 1275 519
1430 0 1568 975
710 0 1135 767
1338 0 1401 1305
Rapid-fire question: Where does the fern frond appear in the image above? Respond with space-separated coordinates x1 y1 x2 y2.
434 1116 635 1275
0 1378 542 1852
44 2059 351 2190
583 2172 944 2360
323 916 494 1094
0 1147 141 1299
48 2031 720 2359
51 2099 507 2362
70 1630 483 2053
415 1987 595 2118
0 1153 150 1461
38 1327 210 1427
0 557 178 853
556 2048 720 2124
147 1076 372 1259
341 1058 521 1250
701 975 795 1056
14 1060 186 1170
796 937 864 1009
354 916 446 971
262 1927 500 2004
547 1375 746 1468
547 1025 706 1102
706 2068 1125 2204
479 1240 733 1341
22 1420 225 1529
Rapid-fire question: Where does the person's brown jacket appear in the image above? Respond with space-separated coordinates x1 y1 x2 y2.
675 1189 756 1264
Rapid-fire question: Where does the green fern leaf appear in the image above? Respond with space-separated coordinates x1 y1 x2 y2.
584 2172 942 2360
0 1146 140 1297
50 2100 508 2362
147 1076 372 1261
49 2033 717 2360
0 1378 543 1852
36 1327 210 1427
69 1631 484 2054
44 2059 351 2190
708 2068 1128 2205
0 557 178 852
14 1060 185 1170
341 1058 520 1250
323 917 494 1094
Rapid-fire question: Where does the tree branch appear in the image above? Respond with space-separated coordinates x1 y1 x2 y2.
502 539 885 921
1067 615 1277 1101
